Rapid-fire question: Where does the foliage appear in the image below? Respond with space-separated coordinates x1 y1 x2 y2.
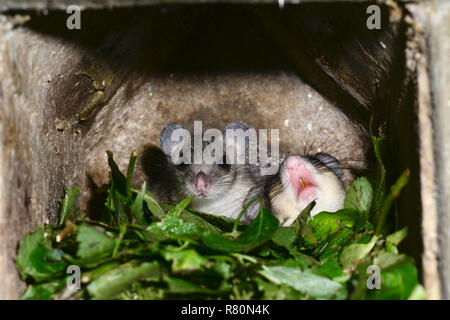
15 131 425 300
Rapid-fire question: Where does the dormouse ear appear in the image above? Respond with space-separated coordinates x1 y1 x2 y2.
224 120 250 151
315 153 345 182
160 122 189 157
223 121 250 164
224 120 249 132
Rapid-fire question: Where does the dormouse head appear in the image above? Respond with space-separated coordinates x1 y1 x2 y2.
159 121 250 199
273 152 346 219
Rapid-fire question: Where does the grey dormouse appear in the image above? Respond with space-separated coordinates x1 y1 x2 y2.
158 121 262 223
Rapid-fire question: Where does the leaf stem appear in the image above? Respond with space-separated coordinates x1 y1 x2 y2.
126 151 137 201
113 224 127 258
232 196 258 233
375 169 410 235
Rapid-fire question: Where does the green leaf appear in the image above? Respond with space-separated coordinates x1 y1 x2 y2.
369 118 387 221
259 266 347 300
166 277 204 294
340 235 380 269
16 228 68 282
113 190 130 225
59 186 83 226
87 261 163 299
105 175 129 225
22 280 66 300
288 250 321 269
126 151 137 201
367 261 418 300
211 260 232 279
139 189 166 219
76 224 116 264
167 196 194 217
119 284 165 300
148 215 197 239
130 182 147 226
373 251 407 270
165 276 231 295
105 151 132 225
408 284 427 300
316 256 345 279
256 278 306 300
318 228 355 259
185 209 236 232
106 151 127 196
81 261 120 283
386 227 408 254
297 201 316 244
200 206 279 253
344 177 373 221
272 226 297 249
386 227 408 246
306 208 358 247
164 248 208 272
349 258 373 300
179 210 222 234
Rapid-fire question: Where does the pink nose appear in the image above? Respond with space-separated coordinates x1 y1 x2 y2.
285 156 310 179
286 155 303 170
194 172 211 195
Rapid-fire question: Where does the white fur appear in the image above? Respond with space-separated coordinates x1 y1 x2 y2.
187 173 254 220
272 160 346 226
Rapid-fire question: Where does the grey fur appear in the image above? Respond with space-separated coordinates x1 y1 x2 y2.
315 153 345 182
160 122 185 156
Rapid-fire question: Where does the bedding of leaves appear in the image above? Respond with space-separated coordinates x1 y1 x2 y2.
15 132 426 300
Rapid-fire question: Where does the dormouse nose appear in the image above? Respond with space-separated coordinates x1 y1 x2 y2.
194 171 211 194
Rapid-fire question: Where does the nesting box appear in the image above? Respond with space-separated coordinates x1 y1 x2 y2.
0 0 447 299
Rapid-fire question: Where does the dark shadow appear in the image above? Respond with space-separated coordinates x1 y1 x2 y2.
85 174 108 221
139 144 177 203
